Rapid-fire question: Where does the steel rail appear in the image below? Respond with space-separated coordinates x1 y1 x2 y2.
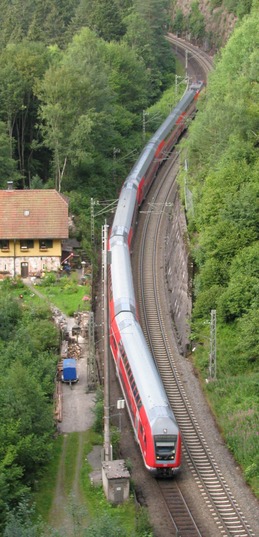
136 150 255 536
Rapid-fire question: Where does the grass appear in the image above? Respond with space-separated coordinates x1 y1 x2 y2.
192 322 259 498
206 373 259 497
36 281 91 316
30 271 92 315
34 429 147 536
34 434 64 520
0 273 91 317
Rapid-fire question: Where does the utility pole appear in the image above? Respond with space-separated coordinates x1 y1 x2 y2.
175 74 180 97
87 311 96 390
209 309 217 380
91 197 94 245
103 222 111 461
185 49 188 78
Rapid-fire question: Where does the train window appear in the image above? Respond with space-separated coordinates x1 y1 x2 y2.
136 394 142 410
154 435 177 461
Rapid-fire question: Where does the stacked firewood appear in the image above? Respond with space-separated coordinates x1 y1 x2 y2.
68 340 81 360
54 372 62 422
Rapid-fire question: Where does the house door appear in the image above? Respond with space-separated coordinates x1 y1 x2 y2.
21 262 29 278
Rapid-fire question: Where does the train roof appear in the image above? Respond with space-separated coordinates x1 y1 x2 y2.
110 184 137 240
116 311 178 428
114 84 203 192
126 141 156 185
109 237 136 317
151 87 197 143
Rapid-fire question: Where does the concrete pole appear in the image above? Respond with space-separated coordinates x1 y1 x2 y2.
103 222 111 461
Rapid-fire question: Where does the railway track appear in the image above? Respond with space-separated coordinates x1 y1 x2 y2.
166 33 214 83
158 479 203 537
134 142 255 536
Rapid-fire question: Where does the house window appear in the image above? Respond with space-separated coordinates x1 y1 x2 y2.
20 239 34 249
0 239 9 250
39 239 53 249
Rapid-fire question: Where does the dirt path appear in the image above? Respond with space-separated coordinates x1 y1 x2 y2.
48 325 96 532
22 278 98 533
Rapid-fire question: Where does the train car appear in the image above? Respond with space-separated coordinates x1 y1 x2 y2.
111 82 204 242
108 81 203 475
109 233 136 321
109 183 138 247
110 311 181 476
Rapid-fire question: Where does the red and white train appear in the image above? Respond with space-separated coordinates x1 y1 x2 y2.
108 81 203 476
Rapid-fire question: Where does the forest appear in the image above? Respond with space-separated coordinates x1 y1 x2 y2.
0 0 258 534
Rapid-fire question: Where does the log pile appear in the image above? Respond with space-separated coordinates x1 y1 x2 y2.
67 340 81 360
54 374 62 422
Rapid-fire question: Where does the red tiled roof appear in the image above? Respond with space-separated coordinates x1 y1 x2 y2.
0 189 69 239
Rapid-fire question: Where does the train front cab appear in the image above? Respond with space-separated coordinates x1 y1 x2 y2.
140 415 181 477
153 433 181 477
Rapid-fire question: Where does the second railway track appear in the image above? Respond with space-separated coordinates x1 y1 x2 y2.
133 149 255 536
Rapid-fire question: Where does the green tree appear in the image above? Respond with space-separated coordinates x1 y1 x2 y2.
234 305 259 368
3 499 44 537
0 41 50 186
0 0 78 48
0 121 20 188
70 0 126 42
0 296 22 341
0 293 59 528
37 28 113 191
123 0 175 98
171 9 186 34
188 1 206 43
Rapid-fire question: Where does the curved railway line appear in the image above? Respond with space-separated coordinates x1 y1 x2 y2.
134 155 255 536
166 33 214 83
130 38 257 537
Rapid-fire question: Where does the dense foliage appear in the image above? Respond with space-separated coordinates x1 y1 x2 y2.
171 0 256 46
0 282 59 533
181 6 259 494
0 0 175 196
209 0 253 18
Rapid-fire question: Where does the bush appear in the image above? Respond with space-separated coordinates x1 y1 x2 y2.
135 506 153 537
40 273 57 286
93 389 104 434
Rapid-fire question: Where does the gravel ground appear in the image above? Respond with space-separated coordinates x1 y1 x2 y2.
59 320 96 434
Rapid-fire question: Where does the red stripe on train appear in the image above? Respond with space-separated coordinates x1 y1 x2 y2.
155 139 165 158
176 112 186 125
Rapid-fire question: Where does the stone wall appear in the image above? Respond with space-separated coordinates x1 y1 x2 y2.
164 192 192 356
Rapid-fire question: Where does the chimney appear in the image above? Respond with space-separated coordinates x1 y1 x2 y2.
7 181 14 190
